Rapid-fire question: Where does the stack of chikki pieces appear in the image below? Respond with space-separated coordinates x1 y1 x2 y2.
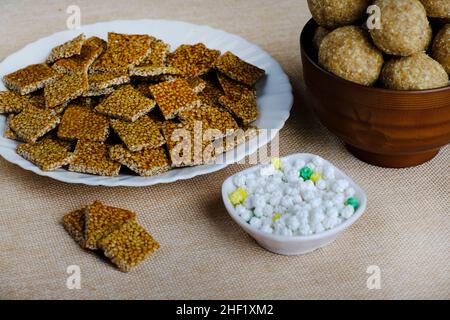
1 32 265 176
62 200 160 272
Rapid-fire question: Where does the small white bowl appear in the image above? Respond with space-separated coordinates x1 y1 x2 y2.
222 153 367 255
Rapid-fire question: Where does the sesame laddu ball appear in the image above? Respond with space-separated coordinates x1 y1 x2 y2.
432 24 450 75
370 0 432 56
419 0 450 19
318 26 384 86
312 26 330 52
381 53 449 90
307 0 371 29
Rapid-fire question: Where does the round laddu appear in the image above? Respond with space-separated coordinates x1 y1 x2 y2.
312 26 330 52
307 0 371 29
380 53 449 90
419 0 450 19
318 26 384 86
432 24 450 75
370 0 432 56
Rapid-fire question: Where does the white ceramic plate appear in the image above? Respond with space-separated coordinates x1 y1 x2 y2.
0 19 293 187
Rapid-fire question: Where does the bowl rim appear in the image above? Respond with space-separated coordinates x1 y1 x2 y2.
300 18 450 95
221 153 367 243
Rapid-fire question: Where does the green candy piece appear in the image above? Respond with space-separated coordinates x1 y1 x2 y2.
299 167 313 180
345 197 360 210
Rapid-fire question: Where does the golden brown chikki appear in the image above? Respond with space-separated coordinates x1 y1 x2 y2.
82 87 115 97
52 37 104 74
98 220 160 273
47 34 86 64
95 85 156 122
84 200 136 250
147 112 165 130
218 94 259 125
110 145 170 177
197 78 224 107
62 208 86 247
69 141 121 176
58 105 109 142
186 77 207 94
9 106 60 143
215 51 265 86
44 71 88 108
110 116 165 152
132 82 153 97
27 92 46 109
87 72 130 91
90 33 154 73
167 43 220 77
214 125 259 153
16 137 73 171
4 114 18 140
0 91 35 114
137 39 170 67
217 73 256 101
178 105 238 138
3 64 59 95
149 79 201 120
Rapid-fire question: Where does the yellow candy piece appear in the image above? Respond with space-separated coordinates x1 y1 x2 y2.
229 188 247 206
310 172 323 183
271 158 283 171
272 213 282 222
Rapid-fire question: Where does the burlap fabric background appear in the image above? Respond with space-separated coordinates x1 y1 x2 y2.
0 0 448 300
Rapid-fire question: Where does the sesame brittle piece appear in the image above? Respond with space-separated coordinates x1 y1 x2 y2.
87 72 130 91
69 141 121 176
218 94 259 125
149 79 201 120
62 208 86 247
84 200 136 250
131 39 179 76
3 64 59 95
217 73 256 100
215 51 265 86
44 71 88 109
110 116 165 152
47 34 86 64
90 33 154 73
16 137 73 171
0 91 35 114
9 106 60 143
82 87 115 97
167 43 220 77
110 145 170 177
58 105 109 142
213 125 259 154
197 78 224 107
98 220 160 273
4 114 18 140
52 36 105 74
95 85 156 122
186 77 207 94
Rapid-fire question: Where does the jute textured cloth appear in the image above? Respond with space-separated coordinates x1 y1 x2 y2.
0 0 448 300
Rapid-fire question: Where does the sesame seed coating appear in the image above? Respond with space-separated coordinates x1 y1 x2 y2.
82 87 115 97
370 0 432 56
218 94 259 125
47 34 86 64
87 72 130 91
84 200 136 250
432 24 450 75
69 140 121 176
9 105 60 143
307 0 371 29
44 71 89 109
4 114 18 140
110 116 165 152
150 78 201 120
16 137 73 171
419 0 450 19
167 43 221 77
3 64 59 95
62 208 86 247
109 145 170 177
197 77 224 107
0 91 35 114
95 85 156 122
217 74 256 101
27 93 46 109
186 77 207 94
380 52 449 90
58 105 110 142
215 51 265 86
319 26 384 86
98 220 160 273
131 39 180 77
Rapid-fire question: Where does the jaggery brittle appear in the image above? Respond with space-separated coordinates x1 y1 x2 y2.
58 105 109 142
4 114 18 140
3 64 59 95
84 200 136 250
47 34 86 64
95 85 156 122
98 220 160 272
0 91 35 114
215 51 265 86
87 72 130 91
44 71 88 108
218 94 259 125
69 141 121 176
110 116 165 152
167 43 220 77
62 208 86 247
131 39 179 76
16 137 73 171
109 145 170 177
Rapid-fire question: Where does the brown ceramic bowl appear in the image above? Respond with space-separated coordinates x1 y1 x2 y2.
300 19 450 168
